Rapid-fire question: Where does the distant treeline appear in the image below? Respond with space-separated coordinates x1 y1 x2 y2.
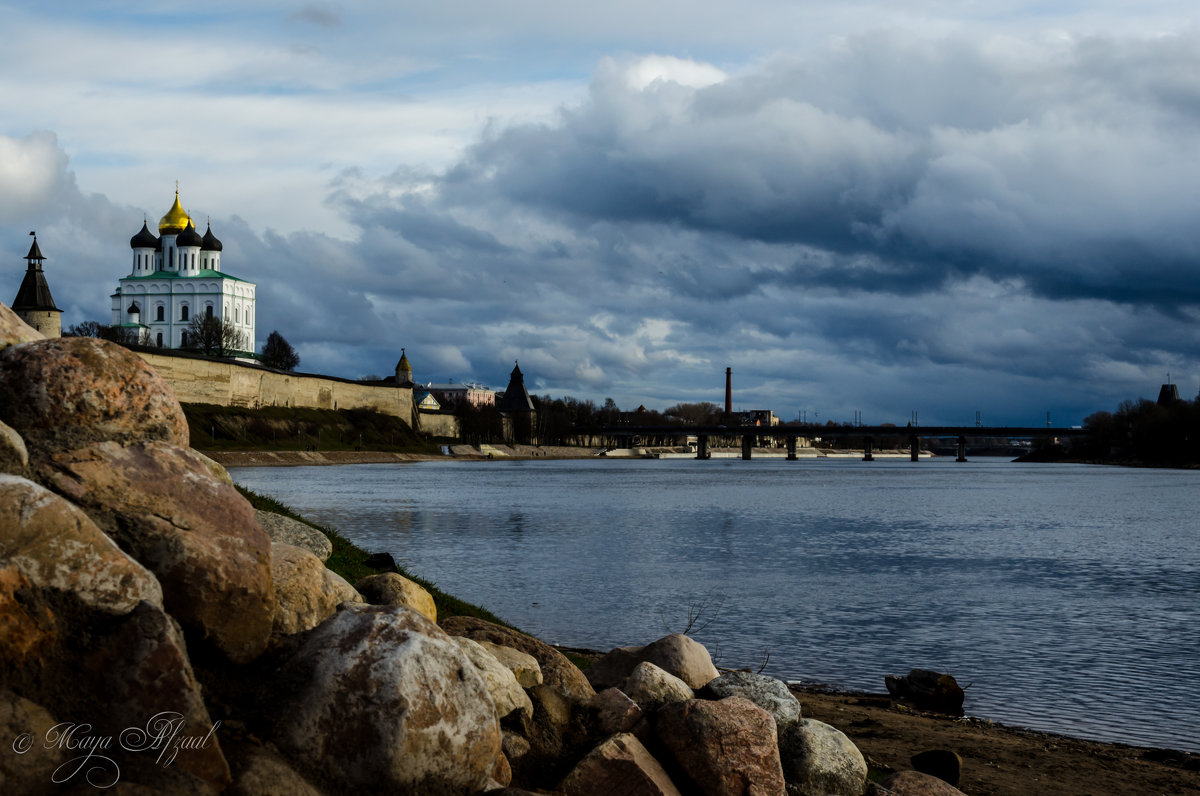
1070 394 1200 466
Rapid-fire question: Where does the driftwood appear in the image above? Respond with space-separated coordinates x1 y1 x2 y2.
884 668 965 716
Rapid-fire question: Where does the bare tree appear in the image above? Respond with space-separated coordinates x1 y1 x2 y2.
63 320 140 345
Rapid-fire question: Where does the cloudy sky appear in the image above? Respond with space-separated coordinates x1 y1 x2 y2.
3 1 1199 426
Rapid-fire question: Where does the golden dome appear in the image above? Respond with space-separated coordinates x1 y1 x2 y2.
158 190 193 235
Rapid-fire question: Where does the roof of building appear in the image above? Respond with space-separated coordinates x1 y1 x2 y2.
159 190 193 235
496 362 535 412
130 221 159 249
201 223 222 252
176 220 204 248
12 237 60 312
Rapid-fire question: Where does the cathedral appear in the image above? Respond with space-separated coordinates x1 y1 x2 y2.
110 190 256 351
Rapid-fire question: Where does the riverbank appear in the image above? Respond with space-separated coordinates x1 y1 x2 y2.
552 648 1200 795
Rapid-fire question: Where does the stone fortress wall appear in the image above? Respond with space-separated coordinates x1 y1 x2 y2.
134 348 415 422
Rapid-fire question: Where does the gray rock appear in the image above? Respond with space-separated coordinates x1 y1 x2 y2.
622 661 695 710
778 718 867 796
255 510 333 561
700 671 802 729
0 301 44 350
879 769 968 795
276 604 501 793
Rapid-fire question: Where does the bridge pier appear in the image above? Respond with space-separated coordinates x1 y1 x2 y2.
956 435 968 462
909 435 919 462
741 434 754 460
786 435 797 461
696 434 710 460
863 436 874 462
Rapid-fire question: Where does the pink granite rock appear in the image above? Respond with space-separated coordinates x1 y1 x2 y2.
655 697 786 796
0 336 188 454
560 732 683 796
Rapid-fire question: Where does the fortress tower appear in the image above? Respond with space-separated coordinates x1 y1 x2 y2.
11 233 62 338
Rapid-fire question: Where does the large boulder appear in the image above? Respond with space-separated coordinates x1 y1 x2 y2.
0 336 188 454
37 440 274 664
0 301 43 350
587 687 644 737
622 661 695 710
777 718 867 796
454 636 534 722
559 732 683 796
255 510 333 562
590 634 719 691
699 671 801 729
655 697 786 796
440 615 595 702
0 475 163 615
271 542 362 636
275 604 501 794
355 571 436 622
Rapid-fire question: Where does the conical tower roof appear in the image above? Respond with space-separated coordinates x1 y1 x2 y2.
12 235 60 312
497 361 534 412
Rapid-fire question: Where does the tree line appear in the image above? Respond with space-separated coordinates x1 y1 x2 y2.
1073 394 1200 465
63 318 300 371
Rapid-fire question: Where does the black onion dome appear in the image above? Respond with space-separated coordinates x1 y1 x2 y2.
176 221 204 248
201 223 223 252
130 221 159 249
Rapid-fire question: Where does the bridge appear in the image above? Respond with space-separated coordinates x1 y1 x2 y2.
596 423 1086 462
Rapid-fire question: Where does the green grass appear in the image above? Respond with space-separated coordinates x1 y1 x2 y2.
238 485 514 628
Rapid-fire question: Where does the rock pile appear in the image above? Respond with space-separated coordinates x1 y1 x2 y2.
0 302 965 795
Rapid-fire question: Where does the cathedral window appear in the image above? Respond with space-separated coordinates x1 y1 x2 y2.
181 305 189 321
156 305 164 321
206 305 213 319
156 332 163 347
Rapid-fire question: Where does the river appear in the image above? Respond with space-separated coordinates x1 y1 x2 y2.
230 456 1200 752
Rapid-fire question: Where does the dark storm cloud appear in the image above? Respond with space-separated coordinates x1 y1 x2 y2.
428 34 1200 312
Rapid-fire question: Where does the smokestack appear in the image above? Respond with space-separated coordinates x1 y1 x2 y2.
724 367 732 419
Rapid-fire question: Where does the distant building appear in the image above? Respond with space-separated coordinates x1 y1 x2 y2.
11 234 61 338
111 189 255 352
424 381 496 409
415 390 441 411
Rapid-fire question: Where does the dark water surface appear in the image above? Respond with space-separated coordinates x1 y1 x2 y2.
231 457 1200 751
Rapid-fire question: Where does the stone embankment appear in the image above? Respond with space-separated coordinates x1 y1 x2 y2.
0 301 963 795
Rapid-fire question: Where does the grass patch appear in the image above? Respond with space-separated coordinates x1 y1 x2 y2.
185 403 444 454
238 485 514 628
